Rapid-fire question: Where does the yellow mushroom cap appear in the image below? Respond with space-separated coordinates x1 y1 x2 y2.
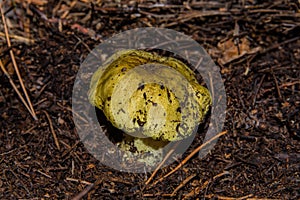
88 50 211 141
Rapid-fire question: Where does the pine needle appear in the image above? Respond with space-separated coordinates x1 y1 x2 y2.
152 130 228 185
0 4 37 120
0 59 35 118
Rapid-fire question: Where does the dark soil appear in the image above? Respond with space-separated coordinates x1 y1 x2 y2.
0 0 299 199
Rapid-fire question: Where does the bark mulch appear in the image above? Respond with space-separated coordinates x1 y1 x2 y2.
0 0 299 199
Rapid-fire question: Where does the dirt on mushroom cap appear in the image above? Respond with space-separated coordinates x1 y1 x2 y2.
88 50 212 142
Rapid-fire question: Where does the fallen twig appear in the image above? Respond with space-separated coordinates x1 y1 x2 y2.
66 177 92 185
203 194 254 199
0 32 35 44
0 59 35 118
152 130 228 185
145 142 179 185
183 171 230 199
71 183 95 200
271 70 283 101
252 74 266 106
42 110 60 150
170 173 196 196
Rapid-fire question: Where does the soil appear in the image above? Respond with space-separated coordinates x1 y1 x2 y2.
0 0 299 199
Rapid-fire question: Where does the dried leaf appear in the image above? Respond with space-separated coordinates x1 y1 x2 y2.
217 37 261 64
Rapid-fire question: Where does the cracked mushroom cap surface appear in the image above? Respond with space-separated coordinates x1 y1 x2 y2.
89 49 211 142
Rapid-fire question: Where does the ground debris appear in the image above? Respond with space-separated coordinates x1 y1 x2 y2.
0 0 299 199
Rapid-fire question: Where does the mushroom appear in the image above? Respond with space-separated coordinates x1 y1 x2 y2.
88 50 211 165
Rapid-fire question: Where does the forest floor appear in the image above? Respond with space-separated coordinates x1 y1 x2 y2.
0 0 299 199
